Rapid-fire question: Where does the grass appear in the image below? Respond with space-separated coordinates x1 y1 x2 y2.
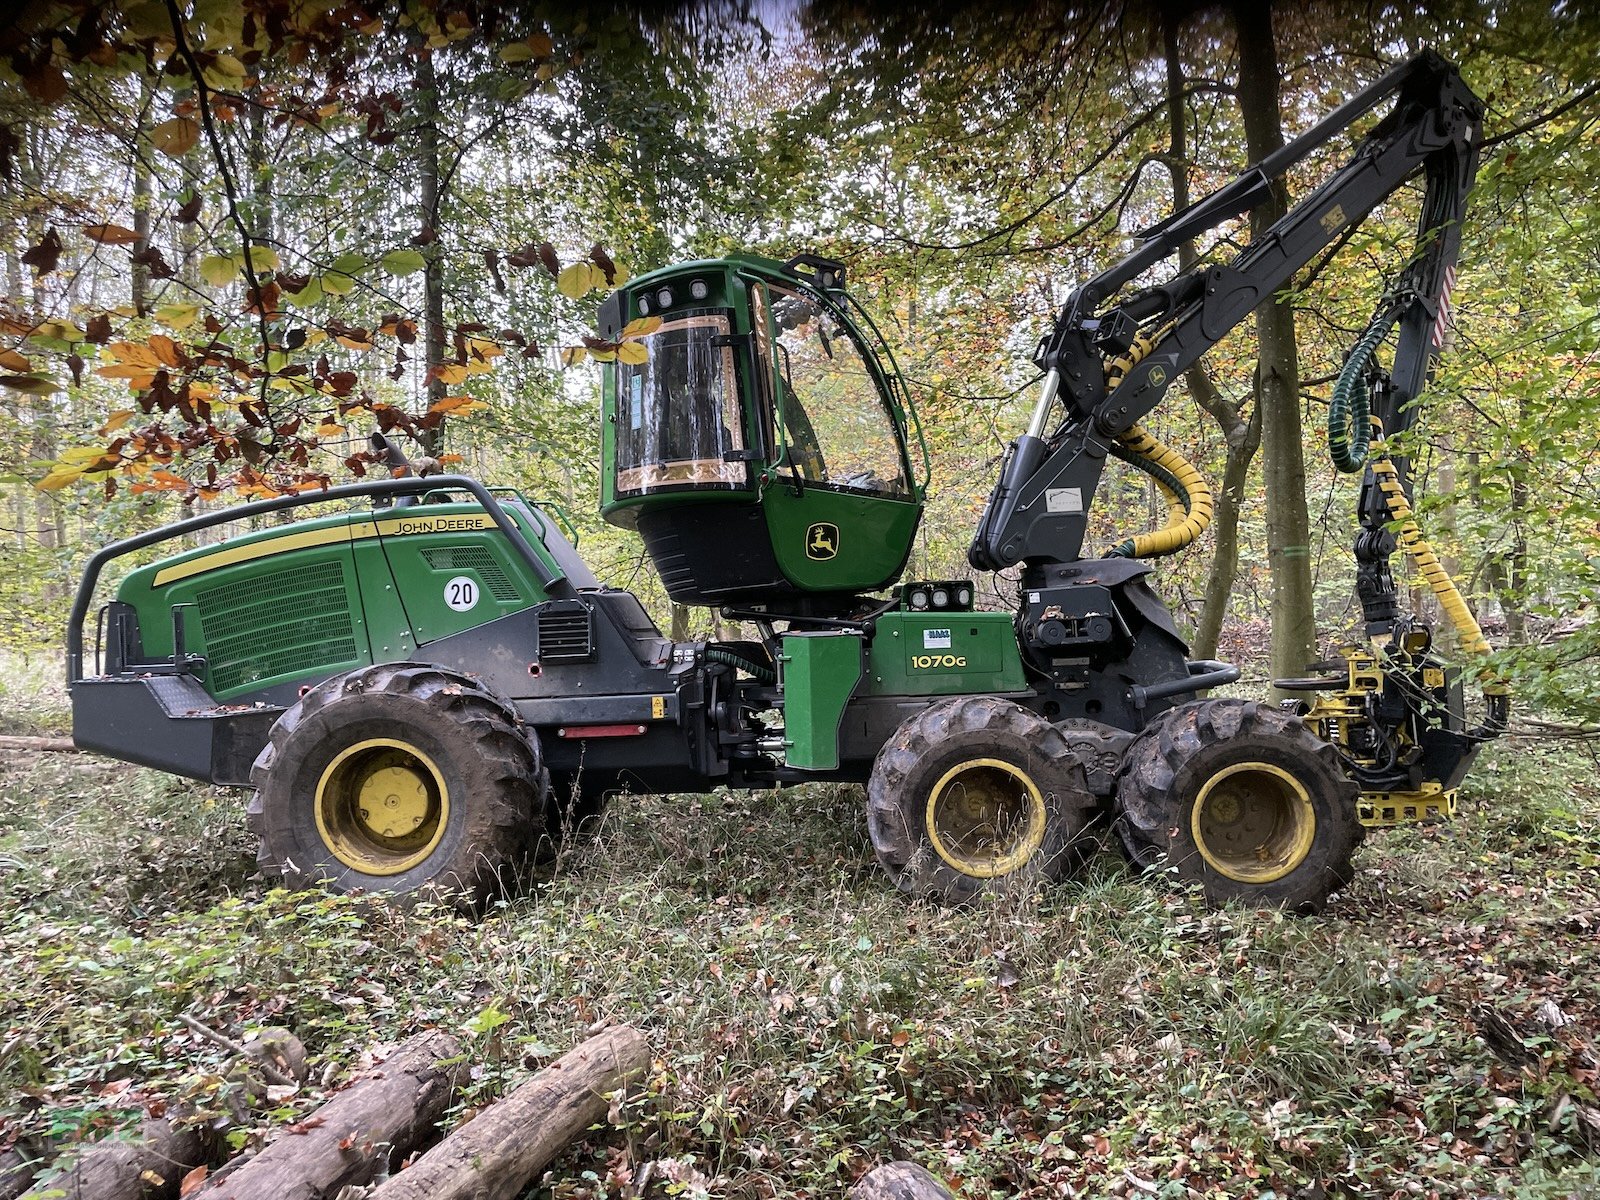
1 650 1598 1198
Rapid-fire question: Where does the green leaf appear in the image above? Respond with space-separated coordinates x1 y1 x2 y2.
200 255 238 287
380 249 427 276
155 303 200 330
464 1001 511 1035
557 262 599 299
241 245 281 273
319 271 355 297
331 252 367 275
289 277 323 307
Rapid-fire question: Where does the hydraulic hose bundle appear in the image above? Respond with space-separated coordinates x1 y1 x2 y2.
1329 306 1510 736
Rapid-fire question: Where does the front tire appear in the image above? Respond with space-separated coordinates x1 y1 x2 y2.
866 696 1096 903
1113 698 1361 912
248 664 547 906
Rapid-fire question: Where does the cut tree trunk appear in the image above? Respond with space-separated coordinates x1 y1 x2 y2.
370 1024 648 1200
22 1031 308 1200
20 1116 208 1200
850 1162 956 1200
196 1031 463 1200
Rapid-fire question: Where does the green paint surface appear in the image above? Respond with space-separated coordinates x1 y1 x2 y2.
762 487 920 593
114 502 566 701
599 255 925 599
863 611 1027 697
781 631 864 770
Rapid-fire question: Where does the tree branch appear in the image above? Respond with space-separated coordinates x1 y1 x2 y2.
1483 81 1600 149
164 0 277 433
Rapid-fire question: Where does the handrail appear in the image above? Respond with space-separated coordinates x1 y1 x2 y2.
1128 659 1241 710
67 473 576 683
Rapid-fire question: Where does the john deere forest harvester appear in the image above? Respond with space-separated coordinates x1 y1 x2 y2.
69 51 1506 911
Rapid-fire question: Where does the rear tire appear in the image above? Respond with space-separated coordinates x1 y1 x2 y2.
248 663 546 907
1113 698 1360 912
866 696 1097 904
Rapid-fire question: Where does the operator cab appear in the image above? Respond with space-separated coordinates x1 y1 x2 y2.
597 254 926 615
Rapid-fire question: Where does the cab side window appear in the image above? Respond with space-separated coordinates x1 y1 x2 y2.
771 287 909 497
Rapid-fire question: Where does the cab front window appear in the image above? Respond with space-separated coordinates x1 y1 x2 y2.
615 313 747 495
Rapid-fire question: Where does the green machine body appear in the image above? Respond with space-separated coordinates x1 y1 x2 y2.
104 494 589 704
596 254 929 617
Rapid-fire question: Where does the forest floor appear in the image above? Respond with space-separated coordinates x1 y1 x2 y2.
1 647 1599 1200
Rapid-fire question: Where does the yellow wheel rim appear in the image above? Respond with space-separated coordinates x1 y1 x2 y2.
1190 761 1316 884
924 758 1048 879
314 738 449 876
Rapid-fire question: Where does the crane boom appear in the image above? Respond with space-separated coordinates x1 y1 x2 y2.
969 49 1484 589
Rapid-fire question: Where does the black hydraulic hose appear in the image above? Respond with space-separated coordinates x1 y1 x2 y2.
67 474 573 683
1329 308 1399 472
706 648 777 685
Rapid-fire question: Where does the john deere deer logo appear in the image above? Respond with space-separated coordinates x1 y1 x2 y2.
806 522 839 560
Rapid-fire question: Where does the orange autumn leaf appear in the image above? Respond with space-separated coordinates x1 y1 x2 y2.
148 334 184 367
83 223 143 245
427 395 489 415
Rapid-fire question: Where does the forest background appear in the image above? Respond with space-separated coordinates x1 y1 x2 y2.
0 0 1596 712
1 2 1599 1199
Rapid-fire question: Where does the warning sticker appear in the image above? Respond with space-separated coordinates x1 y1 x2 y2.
1046 487 1083 513
922 628 952 650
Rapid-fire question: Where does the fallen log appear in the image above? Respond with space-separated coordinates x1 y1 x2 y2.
1 1145 46 1200
178 1017 304 1089
13 1029 307 1200
196 1030 463 1200
19 1117 207 1200
370 1024 648 1200
0 736 76 753
850 1162 956 1200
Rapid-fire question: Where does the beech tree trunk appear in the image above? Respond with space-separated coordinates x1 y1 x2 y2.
850 1162 956 1200
195 1031 463 1200
1233 3 1316 687
1162 13 1263 660
26 1116 209 1200
131 152 152 316
416 48 447 458
370 1025 648 1200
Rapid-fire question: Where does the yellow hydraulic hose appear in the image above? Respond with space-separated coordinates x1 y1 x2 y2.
1369 450 1507 696
1102 327 1214 559
1111 425 1214 558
